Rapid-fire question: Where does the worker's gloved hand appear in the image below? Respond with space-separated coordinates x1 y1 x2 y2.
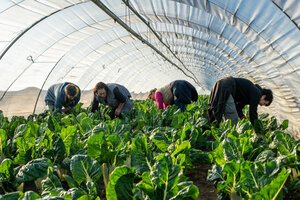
240 116 247 120
62 106 72 114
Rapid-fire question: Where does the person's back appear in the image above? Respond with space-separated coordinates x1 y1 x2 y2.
45 83 61 106
234 78 261 106
148 80 198 111
208 76 273 126
171 80 198 103
91 82 133 116
101 83 131 108
45 82 81 113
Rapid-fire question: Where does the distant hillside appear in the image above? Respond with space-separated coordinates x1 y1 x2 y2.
0 87 147 117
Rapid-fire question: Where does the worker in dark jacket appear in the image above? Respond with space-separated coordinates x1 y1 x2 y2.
148 80 198 111
91 82 133 117
208 76 273 126
45 82 81 113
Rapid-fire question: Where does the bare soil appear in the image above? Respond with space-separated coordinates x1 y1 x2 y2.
283 185 300 200
186 163 218 200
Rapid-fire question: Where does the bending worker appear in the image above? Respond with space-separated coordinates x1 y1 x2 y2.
208 76 273 126
148 80 198 112
91 82 133 117
45 82 81 113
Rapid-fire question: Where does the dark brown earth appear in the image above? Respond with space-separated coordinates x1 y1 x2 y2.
186 163 218 200
283 182 300 200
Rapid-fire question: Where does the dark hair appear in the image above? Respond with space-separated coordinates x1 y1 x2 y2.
262 88 273 106
93 82 108 95
66 84 78 96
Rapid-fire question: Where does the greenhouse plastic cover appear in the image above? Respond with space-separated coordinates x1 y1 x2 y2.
0 0 299 138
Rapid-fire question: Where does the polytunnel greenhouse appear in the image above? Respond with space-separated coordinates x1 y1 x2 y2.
0 0 299 199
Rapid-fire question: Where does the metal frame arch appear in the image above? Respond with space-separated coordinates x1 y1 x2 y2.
129 0 298 100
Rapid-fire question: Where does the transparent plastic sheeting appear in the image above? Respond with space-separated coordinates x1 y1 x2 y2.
0 0 299 138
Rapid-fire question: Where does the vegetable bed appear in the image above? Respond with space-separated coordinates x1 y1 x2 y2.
0 96 299 200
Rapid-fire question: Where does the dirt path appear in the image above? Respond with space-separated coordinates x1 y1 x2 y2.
186 163 218 200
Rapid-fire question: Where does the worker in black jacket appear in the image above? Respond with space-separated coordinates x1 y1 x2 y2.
208 76 273 126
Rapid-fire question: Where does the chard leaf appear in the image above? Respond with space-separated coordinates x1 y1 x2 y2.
81 117 93 132
0 129 7 156
276 143 300 168
238 134 253 157
270 131 295 155
16 158 53 183
25 122 39 139
180 123 192 141
195 117 208 127
238 161 282 198
131 136 151 174
70 154 101 185
13 137 35 165
61 116 72 126
0 159 13 181
59 126 76 155
48 116 61 133
20 191 40 200
207 164 224 182
151 154 181 200
138 154 199 200
217 161 240 193
0 191 22 200
237 121 252 134
264 161 280 177
171 140 193 168
240 161 261 192
52 135 66 164
58 188 87 200
254 119 264 134
267 117 278 131
252 169 289 200
210 142 226 166
137 172 155 198
76 112 87 123
279 120 288 130
255 150 276 163
150 130 171 152
62 174 79 188
87 132 115 164
39 195 66 200
77 195 91 200
86 180 97 197
171 140 191 158
222 137 243 162
106 166 135 200
92 123 109 135
181 123 199 148
41 167 62 194
171 113 185 129
13 124 28 139
169 181 199 200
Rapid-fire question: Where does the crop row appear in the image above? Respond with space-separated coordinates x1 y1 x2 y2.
0 96 299 199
